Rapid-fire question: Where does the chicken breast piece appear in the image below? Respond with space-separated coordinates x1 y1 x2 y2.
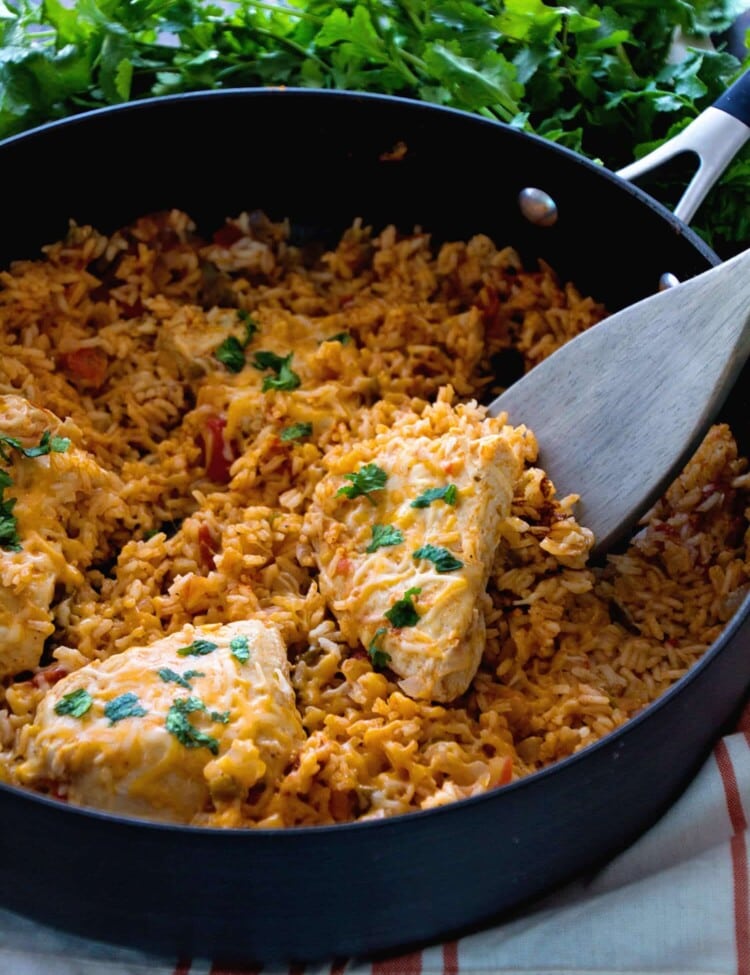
305 399 523 702
0 394 126 678
14 620 304 824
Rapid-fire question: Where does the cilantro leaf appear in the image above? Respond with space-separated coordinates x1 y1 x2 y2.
229 634 250 663
367 626 391 669
104 692 147 725
279 422 313 443
177 638 218 657
53 687 93 718
366 523 404 553
263 358 300 392
410 485 458 508
158 667 205 691
215 335 246 373
336 463 387 504
0 496 20 552
21 430 71 457
165 696 220 754
253 350 301 392
0 430 70 460
238 309 258 345
322 332 351 344
413 544 463 573
384 587 422 628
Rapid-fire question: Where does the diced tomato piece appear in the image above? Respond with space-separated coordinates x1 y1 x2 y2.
336 556 352 576
198 523 219 570
212 223 244 247
60 347 108 387
200 415 239 484
31 664 68 689
493 757 513 788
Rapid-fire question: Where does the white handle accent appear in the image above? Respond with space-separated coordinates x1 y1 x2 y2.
616 107 750 225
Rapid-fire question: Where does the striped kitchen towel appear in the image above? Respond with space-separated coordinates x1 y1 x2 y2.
2 713 749 975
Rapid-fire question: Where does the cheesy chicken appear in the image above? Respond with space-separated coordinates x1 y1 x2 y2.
305 398 524 702
15 620 304 824
0 395 126 678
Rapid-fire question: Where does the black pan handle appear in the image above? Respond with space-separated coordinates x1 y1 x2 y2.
616 68 750 225
715 69 750 128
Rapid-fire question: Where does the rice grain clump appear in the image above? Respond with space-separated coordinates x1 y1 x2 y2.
0 209 748 827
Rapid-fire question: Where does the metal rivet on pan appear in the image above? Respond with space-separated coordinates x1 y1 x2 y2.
659 272 680 291
518 187 558 227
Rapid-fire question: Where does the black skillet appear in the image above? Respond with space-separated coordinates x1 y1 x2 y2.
1 79 750 964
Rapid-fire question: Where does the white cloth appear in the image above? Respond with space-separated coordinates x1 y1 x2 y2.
1 719 748 975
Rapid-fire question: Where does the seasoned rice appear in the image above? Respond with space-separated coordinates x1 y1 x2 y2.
0 208 748 827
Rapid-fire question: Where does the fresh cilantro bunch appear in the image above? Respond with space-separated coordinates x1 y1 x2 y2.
1 0 750 251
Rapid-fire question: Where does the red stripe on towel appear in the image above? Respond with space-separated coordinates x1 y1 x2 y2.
716 738 750 975
442 940 459 975
372 950 423 975
173 960 192 975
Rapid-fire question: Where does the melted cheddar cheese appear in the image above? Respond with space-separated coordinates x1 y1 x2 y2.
305 399 523 702
14 619 304 824
0 395 126 678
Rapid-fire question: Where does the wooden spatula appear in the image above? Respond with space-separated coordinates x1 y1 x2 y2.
487 248 750 559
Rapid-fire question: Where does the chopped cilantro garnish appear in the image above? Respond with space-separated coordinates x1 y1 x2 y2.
410 485 458 509
252 350 301 392
165 696 221 755
336 463 387 504
0 430 70 461
238 309 258 345
215 335 246 373
384 587 422 628
177 638 218 657
0 495 20 552
279 422 313 443
104 692 147 725
413 544 463 573
229 634 250 663
210 709 230 724
53 688 93 718
322 332 351 345
263 358 300 392
366 524 404 553
158 667 205 691
367 627 391 670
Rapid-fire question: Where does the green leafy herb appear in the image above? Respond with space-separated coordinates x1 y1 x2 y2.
367 627 391 670
413 544 464 573
366 524 404 553
177 638 218 657
104 692 147 725
215 335 246 373
53 688 93 718
0 430 70 461
238 309 258 345
252 350 301 392
229 634 251 663
336 463 387 504
411 485 458 509
322 332 351 345
0 3 746 253
0 494 20 552
279 422 313 443
158 667 205 691
165 696 223 754
384 586 422 628
266 360 300 392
